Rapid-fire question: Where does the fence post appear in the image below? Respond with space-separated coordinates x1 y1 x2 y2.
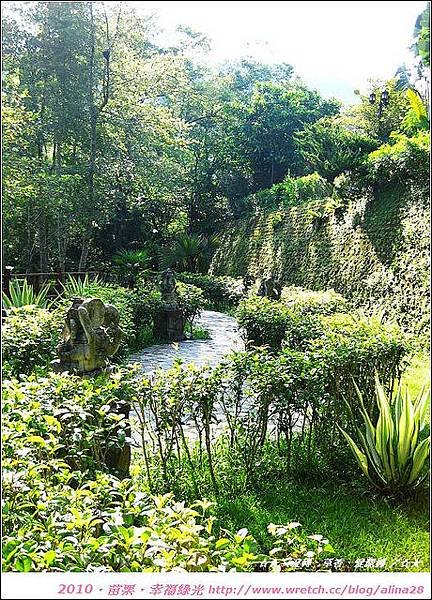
2 267 12 297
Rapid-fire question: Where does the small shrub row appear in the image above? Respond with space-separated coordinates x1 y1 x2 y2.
131 317 413 501
2 367 332 572
236 287 347 350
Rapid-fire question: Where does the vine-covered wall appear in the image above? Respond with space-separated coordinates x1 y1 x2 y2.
211 182 430 339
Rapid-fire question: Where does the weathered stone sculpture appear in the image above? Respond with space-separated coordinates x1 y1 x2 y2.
51 297 123 376
153 269 185 341
243 274 255 294
160 268 179 309
51 297 129 478
257 277 283 301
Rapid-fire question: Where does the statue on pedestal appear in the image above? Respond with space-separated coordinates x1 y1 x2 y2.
154 269 185 341
160 268 179 309
51 297 129 478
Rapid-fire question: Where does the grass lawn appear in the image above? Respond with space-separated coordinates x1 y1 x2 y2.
216 480 430 572
402 351 431 399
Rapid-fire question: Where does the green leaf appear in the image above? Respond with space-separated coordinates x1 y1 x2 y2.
407 437 430 485
15 556 32 572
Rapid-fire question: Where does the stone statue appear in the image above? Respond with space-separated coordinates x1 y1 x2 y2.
51 297 123 375
153 269 185 341
243 274 255 294
257 277 283 301
160 268 179 309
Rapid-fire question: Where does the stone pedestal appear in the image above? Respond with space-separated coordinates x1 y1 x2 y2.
154 308 185 342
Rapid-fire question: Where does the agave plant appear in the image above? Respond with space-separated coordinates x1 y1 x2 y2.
60 273 101 297
339 374 430 494
2 279 52 309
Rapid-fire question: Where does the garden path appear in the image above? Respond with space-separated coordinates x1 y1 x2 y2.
128 310 244 373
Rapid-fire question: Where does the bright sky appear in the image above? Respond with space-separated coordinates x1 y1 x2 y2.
134 0 427 105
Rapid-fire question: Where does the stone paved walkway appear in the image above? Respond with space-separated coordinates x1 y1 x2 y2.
128 310 244 374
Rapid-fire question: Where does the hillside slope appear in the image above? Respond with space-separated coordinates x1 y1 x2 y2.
211 181 430 338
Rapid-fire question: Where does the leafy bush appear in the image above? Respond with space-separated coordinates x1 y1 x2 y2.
294 118 378 180
176 282 206 331
2 369 133 479
2 279 53 309
237 288 347 350
2 367 332 572
309 313 409 412
367 131 430 184
282 172 333 207
242 172 333 212
176 272 244 307
281 286 348 315
236 296 292 349
339 376 430 494
2 305 61 377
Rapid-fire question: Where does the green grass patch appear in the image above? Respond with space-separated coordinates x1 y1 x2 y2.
401 352 430 399
216 480 430 572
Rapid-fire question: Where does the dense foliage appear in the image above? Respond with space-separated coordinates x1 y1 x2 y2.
2 368 333 572
236 288 348 350
2 306 61 377
176 272 244 308
2 2 341 274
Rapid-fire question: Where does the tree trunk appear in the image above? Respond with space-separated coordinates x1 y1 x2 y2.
80 4 97 273
38 212 48 273
79 224 93 272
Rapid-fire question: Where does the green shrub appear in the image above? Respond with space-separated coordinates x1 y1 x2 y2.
236 296 291 349
2 367 332 572
339 375 430 494
367 131 430 184
176 281 206 331
242 172 333 213
2 369 133 479
2 305 61 377
281 286 348 315
2 476 331 572
282 172 332 208
176 272 244 307
237 288 348 351
308 312 409 412
295 118 378 180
